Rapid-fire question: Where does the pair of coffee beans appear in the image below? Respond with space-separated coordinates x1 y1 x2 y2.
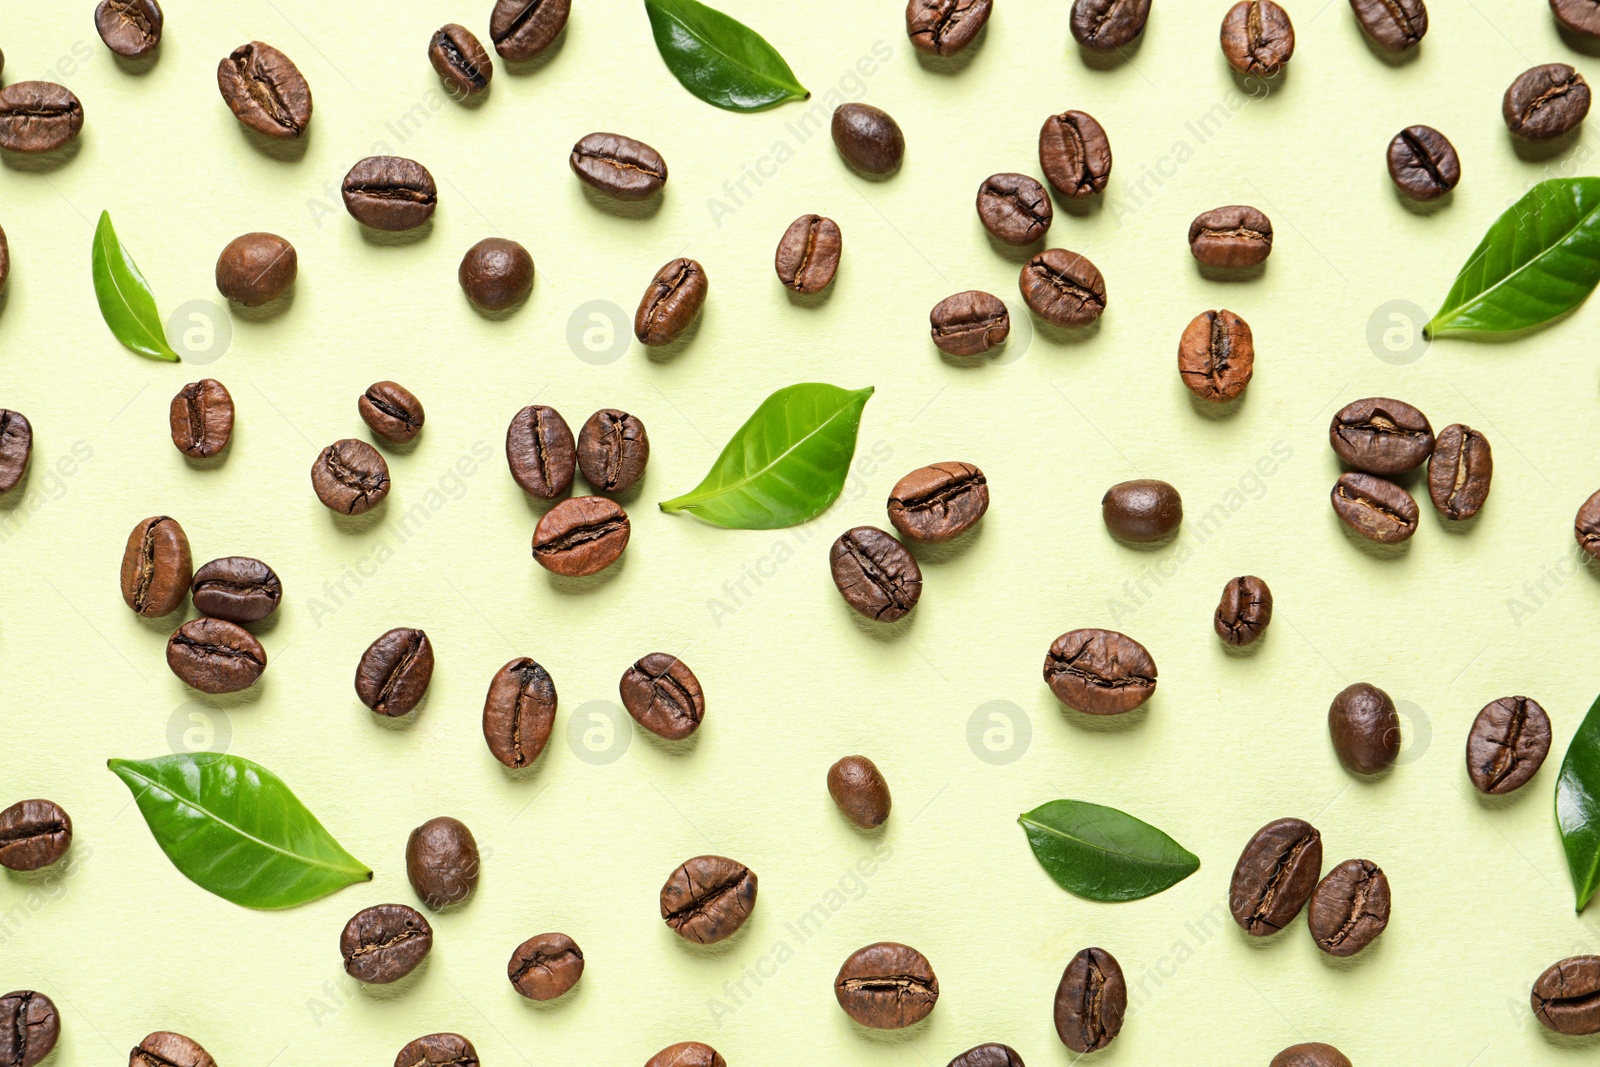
1504 63 1591 141
1534 955 1600 1035
1102 479 1182 542
95 0 164 59
217 41 310 139
0 990 59 1067
395 1034 477 1067
341 903 433 984
1069 0 1151 50
131 1031 216 1067
1054 947 1125 1052
636 258 707 346
491 0 571 61
1386 125 1460 201
775 214 842 294
1020 248 1106 327
929 291 1010 355
832 103 905 175
312 439 391 514
0 799 71 872
827 755 892 828
660 855 757 944
356 627 434 717
0 409 33 493
835 942 938 1029
646 1043 725 1067
1351 0 1427 51
215 232 297 306
508 931 585 1001
1189 205 1273 268
360 381 425 444
571 132 667 200
1230 818 1392 956
342 156 438 231
1466 695 1551 794
1221 0 1295 76
459 238 535 310
0 82 85 154
429 24 493 97
1214 575 1273 646
906 0 993 55
406 816 479 909
1044 628 1157 714
1038 110 1111 200
169 378 233 459
1178 309 1254 401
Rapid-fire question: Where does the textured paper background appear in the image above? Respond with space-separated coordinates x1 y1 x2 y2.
3 1 1600 1063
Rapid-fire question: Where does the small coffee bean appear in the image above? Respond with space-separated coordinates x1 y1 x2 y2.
1053 947 1125 1053
120 516 193 617
1271 1044 1352 1067
1577 489 1600 560
827 756 892 828
578 409 650 493
215 232 297 306
1189 205 1273 268
1307 858 1390 957
311 439 391 515
635 258 707 346
167 618 267 694
96 0 163 58
1038 111 1112 199
1228 817 1322 935
620 654 704 740
1071 0 1152 49
169 378 234 459
929 290 1010 355
1466 696 1551 795
1330 397 1434 474
429 24 493 97
1427 423 1491 520
394 1034 478 1067
907 0 993 55
1553 0 1600 37
217 42 311 139
533 496 630 577
131 1032 216 1067
1214 575 1272 646
1019 248 1106 327
1505 63 1591 140
0 991 59 1067
192 557 283 624
570 132 667 200
360 381 426 445
0 409 33 493
1102 479 1182 542
0 800 72 871
947 1044 1024 1067
775 214 842 293
1533 956 1600 1035
645 1043 726 1067
830 526 922 622
1331 472 1419 544
1387 125 1460 201
660 855 757 944
506 404 576 498
832 103 905 175
491 0 571 61
342 156 438 231
341 904 433 984
0 224 8 294
1043 628 1157 715
1328 682 1400 774
1179 309 1254 401
459 238 534 311
507 932 584 1001
356 627 434 717
835 942 938 1029
1349 0 1426 51
1221 1 1295 76
0 82 85 154
977 173 1053 244
482 657 557 768
887 462 989 543
406 816 479 909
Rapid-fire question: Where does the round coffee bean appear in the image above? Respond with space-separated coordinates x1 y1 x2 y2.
131 1032 215 1067
830 526 922 622
1038 111 1112 199
0 409 34 493
1330 397 1434 474
1505 63 1591 140
0 83 84 154
1387 126 1460 201
1328 682 1401 774
1221 0 1295 75
0 991 59 1067
1534 956 1600 1035
1019 248 1106 327
1053 947 1125 1053
977 173 1052 245
1071 0 1152 49
0 800 72 872
1228 817 1321 935
459 238 534 311
394 1034 478 1067
167 618 267 694
947 1044 1024 1067
1350 0 1426 51
356 627 434 717
1553 0 1600 36
342 156 437 231
1467 696 1551 795
1044 629 1157 715
1577 489 1600 560
483 657 557 769
570 132 667 200
1307 858 1390 957
827 756 892 828
217 42 310 139
635 258 707 346
1271 1044 1352 1067
646 1043 726 1067
1178 309 1254 401
215 232 297 306
620 654 704 741
1428 423 1491 520
192 557 283 624
578 409 649 493
120 516 193 618
887 462 989 543
506 404 576 499
929 290 1010 355
406 816 479 910
660 855 757 944
775 214 842 293
341 904 433 984
311 439 391 515
835 943 938 1029
429 24 493 97
491 0 571 60
907 0 993 55
533 497 630 577
169 378 234 459
1214 575 1272 646
1331 472 1419 544
1189 205 1273 268
359 381 425 445
832 103 905 175
96 0 163 58
1102 479 1182 542
507 932 584 1001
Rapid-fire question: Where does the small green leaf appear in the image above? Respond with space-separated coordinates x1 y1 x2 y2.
92 210 180 362
109 753 371 909
644 0 809 112
1557 693 1600 911
660 383 872 529
1019 799 1200 903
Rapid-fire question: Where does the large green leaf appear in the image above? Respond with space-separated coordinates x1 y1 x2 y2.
1557 692 1600 911
1019 799 1200 903
660 383 873 529
91 210 180 361
108 753 371 909
644 0 809 112
1428 178 1600 337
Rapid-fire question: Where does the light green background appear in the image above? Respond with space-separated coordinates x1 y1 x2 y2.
3 0 1599 1063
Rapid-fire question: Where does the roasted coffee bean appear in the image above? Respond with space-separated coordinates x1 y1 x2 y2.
1329 682 1400 774
835 942 938 1029
1578 489 1600 560
1179 309 1254 401
1270 1044 1352 1067
483 657 557 768
907 0 993 55
1214 575 1273 646
0 224 8 294
1428 423 1491 520
1466 696 1551 795
1330 397 1434 474
1350 0 1426 50
832 103 905 175
1053 947 1125 1053
929 290 1010 355
96 0 163 58
120 516 193 617
491 0 571 61
827 756 892 828
360 381 425 445
341 904 433 984
459 238 534 311
507 932 584 1001
1229 817 1321 935
570 132 667 200
506 404 576 498
635 258 707 346
947 1044 1025 1067
131 1032 216 1067
0 800 72 871
406 816 479 909
169 379 234 459
830 526 922 622
0 991 59 1067
1020 248 1106 327
217 42 310 139
620 654 704 741
660 855 757 944
1038 111 1112 199
1553 0 1600 37
533 497 630 577
429 24 493 97
395 1034 478 1067
578 409 649 493
0 409 32 493
645 1043 726 1067
1044 629 1157 715
1308 858 1390 956
1505 63 1591 140
1071 0 1152 49
167 618 267 694
1221 1 1295 75
342 157 437 231
1103 479 1182 542
0 82 84 153
888 462 989 543
1533 956 1600 1035
191 557 282 624
1189 205 1273 268
311 439 391 515
215 232 297 306
775 214 842 293
1387 125 1460 201
977 173 1052 245
1331 472 1419 544
356 628 434 717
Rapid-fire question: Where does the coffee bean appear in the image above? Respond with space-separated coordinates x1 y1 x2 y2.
0 991 59 1067
0 799 72 871
635 258 707 346
1053 947 1125 1053
947 1044 1025 1067
131 1032 215 1067
394 1034 478 1067
1043 628 1157 715
660 855 757 944
342 157 438 231
0 82 85 154
167 618 267 694
506 404 576 498
1071 0 1152 49
1270 1044 1352 1067
459 238 534 311
1221 1 1295 76
1019 248 1106 327
929 290 1010 355
1505 63 1591 140
1427 423 1491 520
192 557 283 624
827 756 892 828
1331 472 1419 544
1577 489 1600 560
1307 858 1390 956
96 0 163 58
1102 479 1182 542
217 42 311 139
977 173 1053 244
775 214 842 293
311 439 391 515
1553 0 1600 37
1178 309 1254 401
832 103 905 175
907 0 993 55
533 497 631 577
570 132 667 200
169 378 234 459
360 381 426 445
835 942 938 1029
341 904 433 984
1330 397 1434 474
406 816 479 910
1189 205 1273 268
0 224 8 294
482 657 557 768
645 1043 726 1067
1533 956 1600 1035
1386 125 1460 201
215 232 297 306
620 654 704 740
578 409 650 493
507 932 584 1001
1328 682 1400 774
0 409 32 493
1214 575 1272 646
356 628 434 717
1228 817 1321 935
1466 696 1551 795
830 526 922 622
429 24 493 97
888 462 989 543
1350 0 1426 50
120 516 193 617
491 0 571 61
1038 111 1112 199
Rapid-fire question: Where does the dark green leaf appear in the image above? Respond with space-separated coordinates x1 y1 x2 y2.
1557 692 1600 911
91 210 180 362
1019 799 1200 902
644 0 809 112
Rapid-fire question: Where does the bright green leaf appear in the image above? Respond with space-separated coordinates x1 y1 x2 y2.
91 210 180 361
644 0 809 112
1019 799 1200 903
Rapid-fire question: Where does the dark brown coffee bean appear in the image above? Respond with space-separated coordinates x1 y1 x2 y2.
191 557 282 624
775 214 842 293
1328 682 1401 774
0 224 8 294
635 258 707 346
491 0 570 61
1038 111 1112 199
96 0 163 58
947 1044 1024 1067
645 1043 726 1067
1387 125 1460 201
1505 63 1591 140
832 103 905 175
215 232 297 306
341 904 433 984
459 238 534 311
830 526 922 622
533 496 630 577
929 290 1010 355
1020 248 1106 327
0 82 84 154
0 800 72 872
1427 423 1491 520
977 173 1052 245
888 462 989 543
1102 479 1182 542
217 42 310 139
1271 1044 1352 1067
120 516 193 617
0 991 59 1067
506 404 576 498
907 0 993 55
1178 309 1254 401
1554 0 1600 36
507 932 584 1001
1307 858 1390 957
0 409 32 493
835 942 938 1029
406 816 479 910
1330 397 1434 474
827 755 892 828
570 132 667 200
1189 205 1273 268
620 653 704 740
342 157 437 231
1221 1 1295 75
311 439 391 515
360 381 425 445
1331 472 1419 544
429 24 493 97
482 657 557 769
1350 0 1426 50
660 855 757 944
167 618 267 694
1534 956 1600 1035
1577 489 1600 560
1214 575 1272 646
578 409 649 493
169 379 233 459
1053 947 1125 1053
1467 696 1551 795
1071 0 1152 49
1044 629 1157 715
131 1032 216 1067
1229 817 1321 935
394 1034 478 1067
356 628 434 717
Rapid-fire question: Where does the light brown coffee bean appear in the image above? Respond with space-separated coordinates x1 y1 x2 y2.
827 756 892 828
169 379 233 459
120 516 192 617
